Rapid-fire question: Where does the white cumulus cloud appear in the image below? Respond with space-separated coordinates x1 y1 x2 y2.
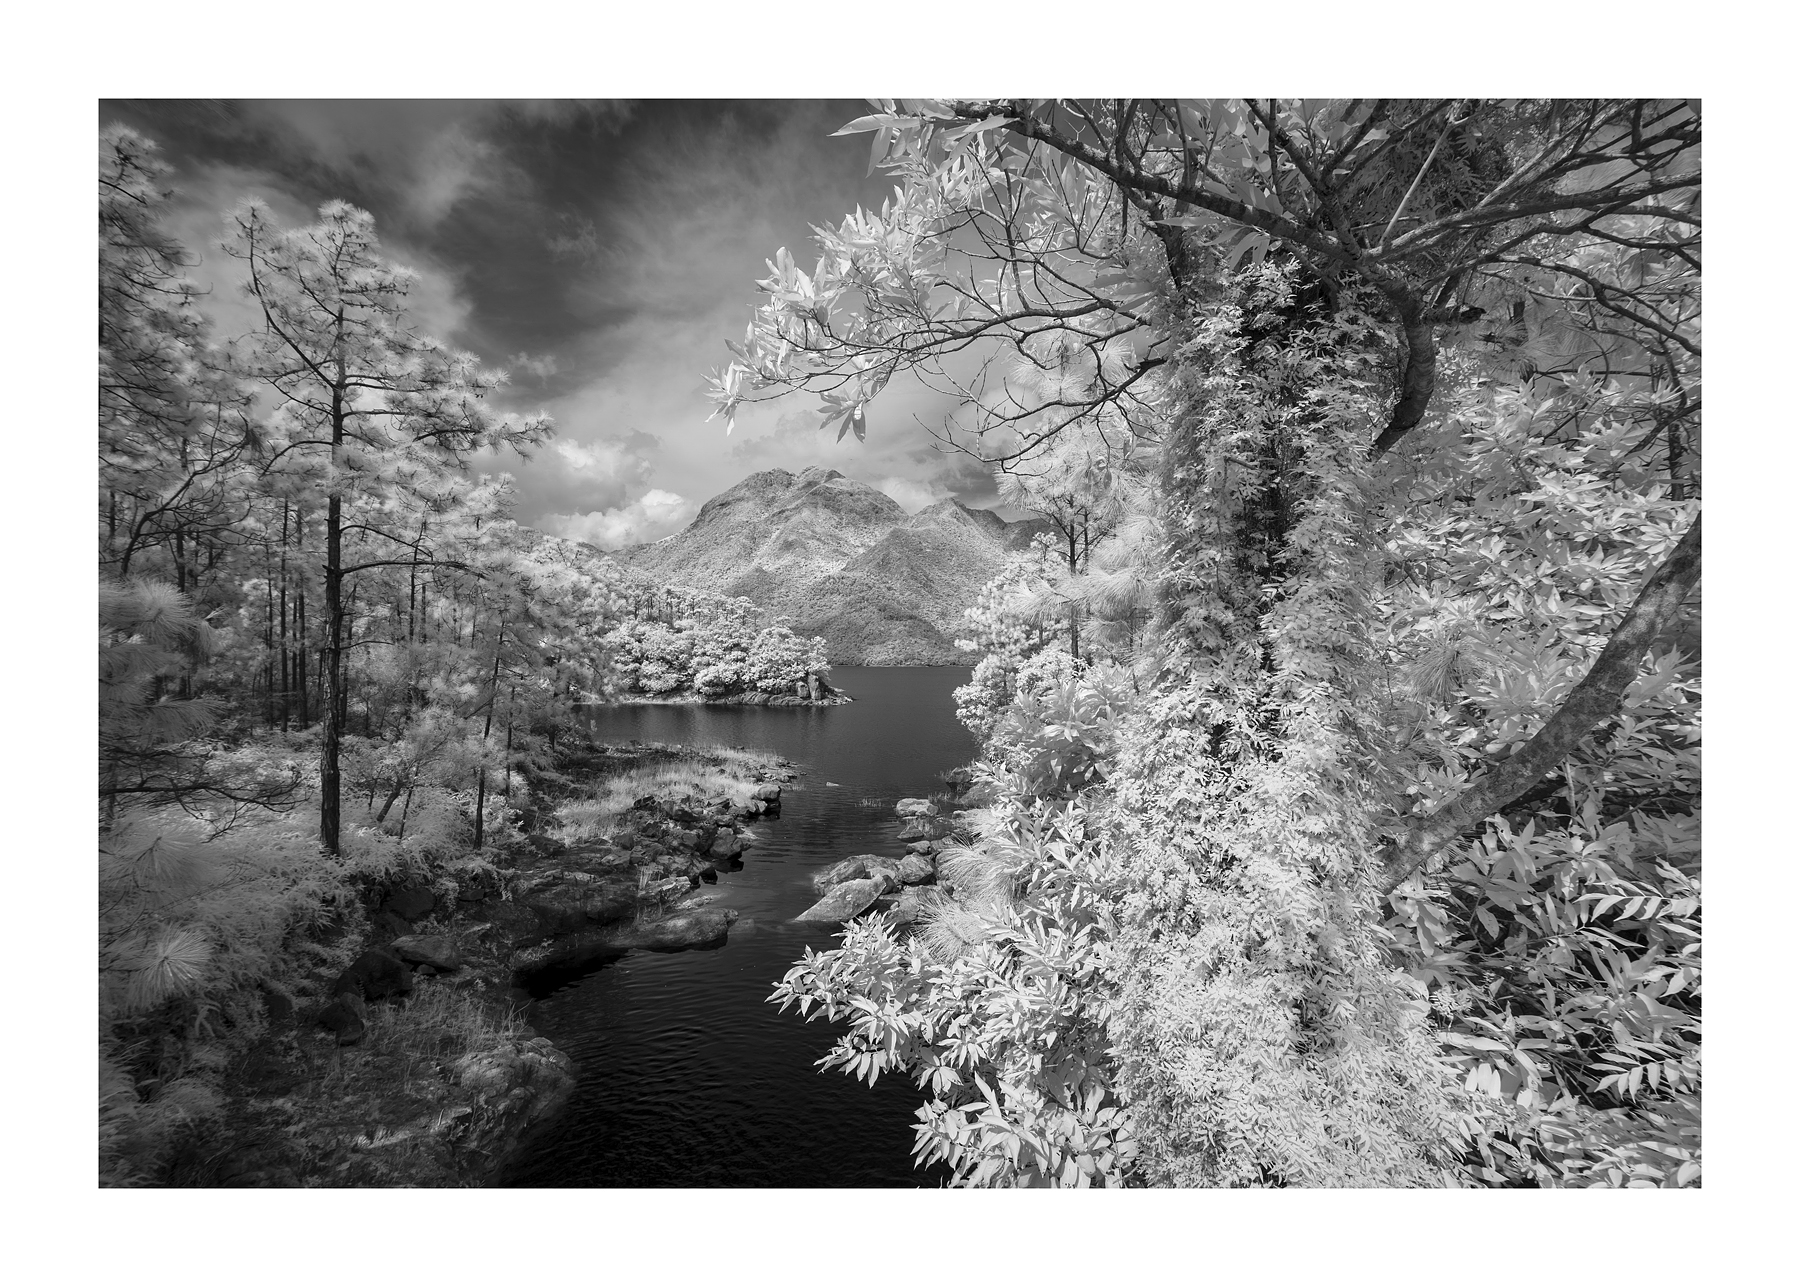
509 351 560 381
875 476 951 514
544 489 696 550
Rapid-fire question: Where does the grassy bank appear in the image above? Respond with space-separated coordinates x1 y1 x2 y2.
100 735 784 1187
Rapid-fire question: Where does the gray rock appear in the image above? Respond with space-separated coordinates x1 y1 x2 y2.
794 877 887 924
316 991 367 1046
709 830 744 859
895 797 939 818
906 840 934 855
454 1037 576 1167
897 815 954 842
390 934 464 972
811 855 900 892
670 828 700 850
509 909 740 977
382 886 437 923
332 947 414 1001
896 854 935 885
889 887 932 927
370 909 414 938
752 783 782 802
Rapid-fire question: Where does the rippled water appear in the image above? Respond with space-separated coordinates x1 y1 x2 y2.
499 666 979 1188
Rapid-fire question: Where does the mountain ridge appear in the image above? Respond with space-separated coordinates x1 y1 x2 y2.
612 467 1044 664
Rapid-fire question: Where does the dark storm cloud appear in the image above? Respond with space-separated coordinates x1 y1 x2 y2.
97 99 999 546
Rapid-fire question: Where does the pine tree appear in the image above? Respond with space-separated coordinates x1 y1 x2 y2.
224 201 551 853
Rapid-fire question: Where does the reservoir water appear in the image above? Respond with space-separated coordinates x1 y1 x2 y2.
499 666 979 1188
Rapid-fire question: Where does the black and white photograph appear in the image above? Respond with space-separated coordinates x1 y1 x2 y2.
82 82 1726 1227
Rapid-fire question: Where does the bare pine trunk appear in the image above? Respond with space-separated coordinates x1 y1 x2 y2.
320 488 344 854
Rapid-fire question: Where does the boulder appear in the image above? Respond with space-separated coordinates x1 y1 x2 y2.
370 909 414 938
644 875 693 904
709 830 744 859
811 855 900 893
751 783 782 802
316 991 367 1046
509 909 740 977
896 854 935 885
895 798 939 819
331 947 414 1001
959 782 999 809
941 767 974 792
454 1037 576 1163
670 828 700 850
897 815 954 842
694 824 718 851
906 840 934 855
382 886 437 923
888 887 932 927
390 934 464 972
794 877 887 924
526 882 635 935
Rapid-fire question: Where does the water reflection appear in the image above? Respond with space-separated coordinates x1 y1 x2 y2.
500 667 976 1188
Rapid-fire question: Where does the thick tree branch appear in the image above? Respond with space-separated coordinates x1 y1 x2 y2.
1378 513 1701 896
1372 300 1437 456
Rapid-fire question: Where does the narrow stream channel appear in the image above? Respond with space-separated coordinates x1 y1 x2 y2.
499 666 978 1188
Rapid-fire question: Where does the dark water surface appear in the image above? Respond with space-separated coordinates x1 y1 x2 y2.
500 666 978 1188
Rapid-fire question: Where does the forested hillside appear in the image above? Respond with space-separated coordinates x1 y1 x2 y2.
616 466 1047 662
96 126 827 1182
725 99 1703 1187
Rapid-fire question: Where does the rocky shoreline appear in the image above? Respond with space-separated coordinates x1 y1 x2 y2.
792 795 967 925
601 689 852 707
170 742 796 1188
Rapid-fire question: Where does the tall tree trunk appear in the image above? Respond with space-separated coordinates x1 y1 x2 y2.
263 554 275 727
375 779 406 824
278 502 291 731
473 619 506 850
1066 524 1081 662
321 487 344 854
320 371 347 856
502 685 516 802
296 511 309 728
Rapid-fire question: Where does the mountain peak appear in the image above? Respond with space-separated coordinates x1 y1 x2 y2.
613 468 1041 663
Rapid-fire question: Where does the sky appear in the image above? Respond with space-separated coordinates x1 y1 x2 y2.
97 99 1006 548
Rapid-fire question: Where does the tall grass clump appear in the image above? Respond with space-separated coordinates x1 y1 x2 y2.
551 743 779 842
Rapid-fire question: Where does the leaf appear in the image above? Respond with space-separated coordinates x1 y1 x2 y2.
832 114 896 137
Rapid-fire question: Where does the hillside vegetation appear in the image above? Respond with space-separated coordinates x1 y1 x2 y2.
617 467 1046 664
